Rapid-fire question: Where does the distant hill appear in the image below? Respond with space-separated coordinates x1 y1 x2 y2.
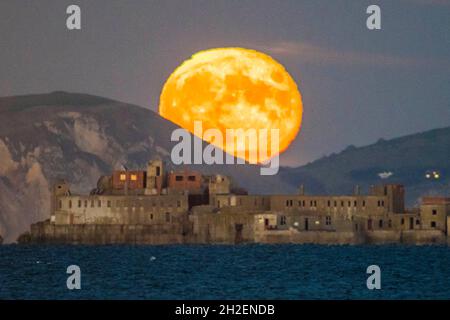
0 91 448 242
279 127 450 206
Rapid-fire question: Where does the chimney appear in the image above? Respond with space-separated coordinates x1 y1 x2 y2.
298 185 305 195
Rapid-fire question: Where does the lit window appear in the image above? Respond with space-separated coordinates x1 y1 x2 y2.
120 174 126 181
130 174 137 181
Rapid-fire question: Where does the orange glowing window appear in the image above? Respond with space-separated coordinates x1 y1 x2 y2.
120 174 126 181
130 174 137 181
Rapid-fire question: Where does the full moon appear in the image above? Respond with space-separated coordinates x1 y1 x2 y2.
159 47 303 163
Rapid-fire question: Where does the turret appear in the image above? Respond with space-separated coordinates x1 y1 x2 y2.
145 159 164 195
51 180 71 217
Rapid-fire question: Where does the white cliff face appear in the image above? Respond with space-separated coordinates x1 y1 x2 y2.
0 138 19 175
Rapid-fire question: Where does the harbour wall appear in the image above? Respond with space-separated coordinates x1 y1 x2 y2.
19 221 448 245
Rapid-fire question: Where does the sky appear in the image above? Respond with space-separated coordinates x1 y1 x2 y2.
0 0 449 166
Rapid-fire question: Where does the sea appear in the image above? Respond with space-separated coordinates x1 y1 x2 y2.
0 244 449 299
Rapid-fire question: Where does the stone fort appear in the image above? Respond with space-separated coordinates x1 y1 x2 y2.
22 159 450 245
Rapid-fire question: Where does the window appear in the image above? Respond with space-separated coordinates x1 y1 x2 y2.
177 200 181 208
175 175 183 181
334 201 337 207
432 209 437 215
91 200 94 207
327 200 331 207
58 200 62 209
354 201 357 207
98 200 101 207
165 212 170 222
314 200 317 207
84 200 88 208
150 214 153 220
341 201 344 207
379 220 383 228
188 175 196 181
362 200 366 207
431 221 437 228
310 200 313 206
348 201 351 207
69 200 72 209
401 218 405 225
289 200 293 207
388 220 392 228
78 200 81 208
130 174 137 181
156 167 160 176
280 216 287 225
416 219 420 225
107 200 111 208
326 216 332 225
302 200 305 207
120 174 126 181
286 200 289 207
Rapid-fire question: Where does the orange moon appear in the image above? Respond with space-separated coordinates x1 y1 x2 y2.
159 47 303 163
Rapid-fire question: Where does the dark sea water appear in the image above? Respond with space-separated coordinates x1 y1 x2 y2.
0 244 449 299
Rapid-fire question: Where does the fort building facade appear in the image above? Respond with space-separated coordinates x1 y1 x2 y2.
22 159 450 245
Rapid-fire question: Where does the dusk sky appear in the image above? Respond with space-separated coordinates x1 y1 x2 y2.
1 0 449 166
